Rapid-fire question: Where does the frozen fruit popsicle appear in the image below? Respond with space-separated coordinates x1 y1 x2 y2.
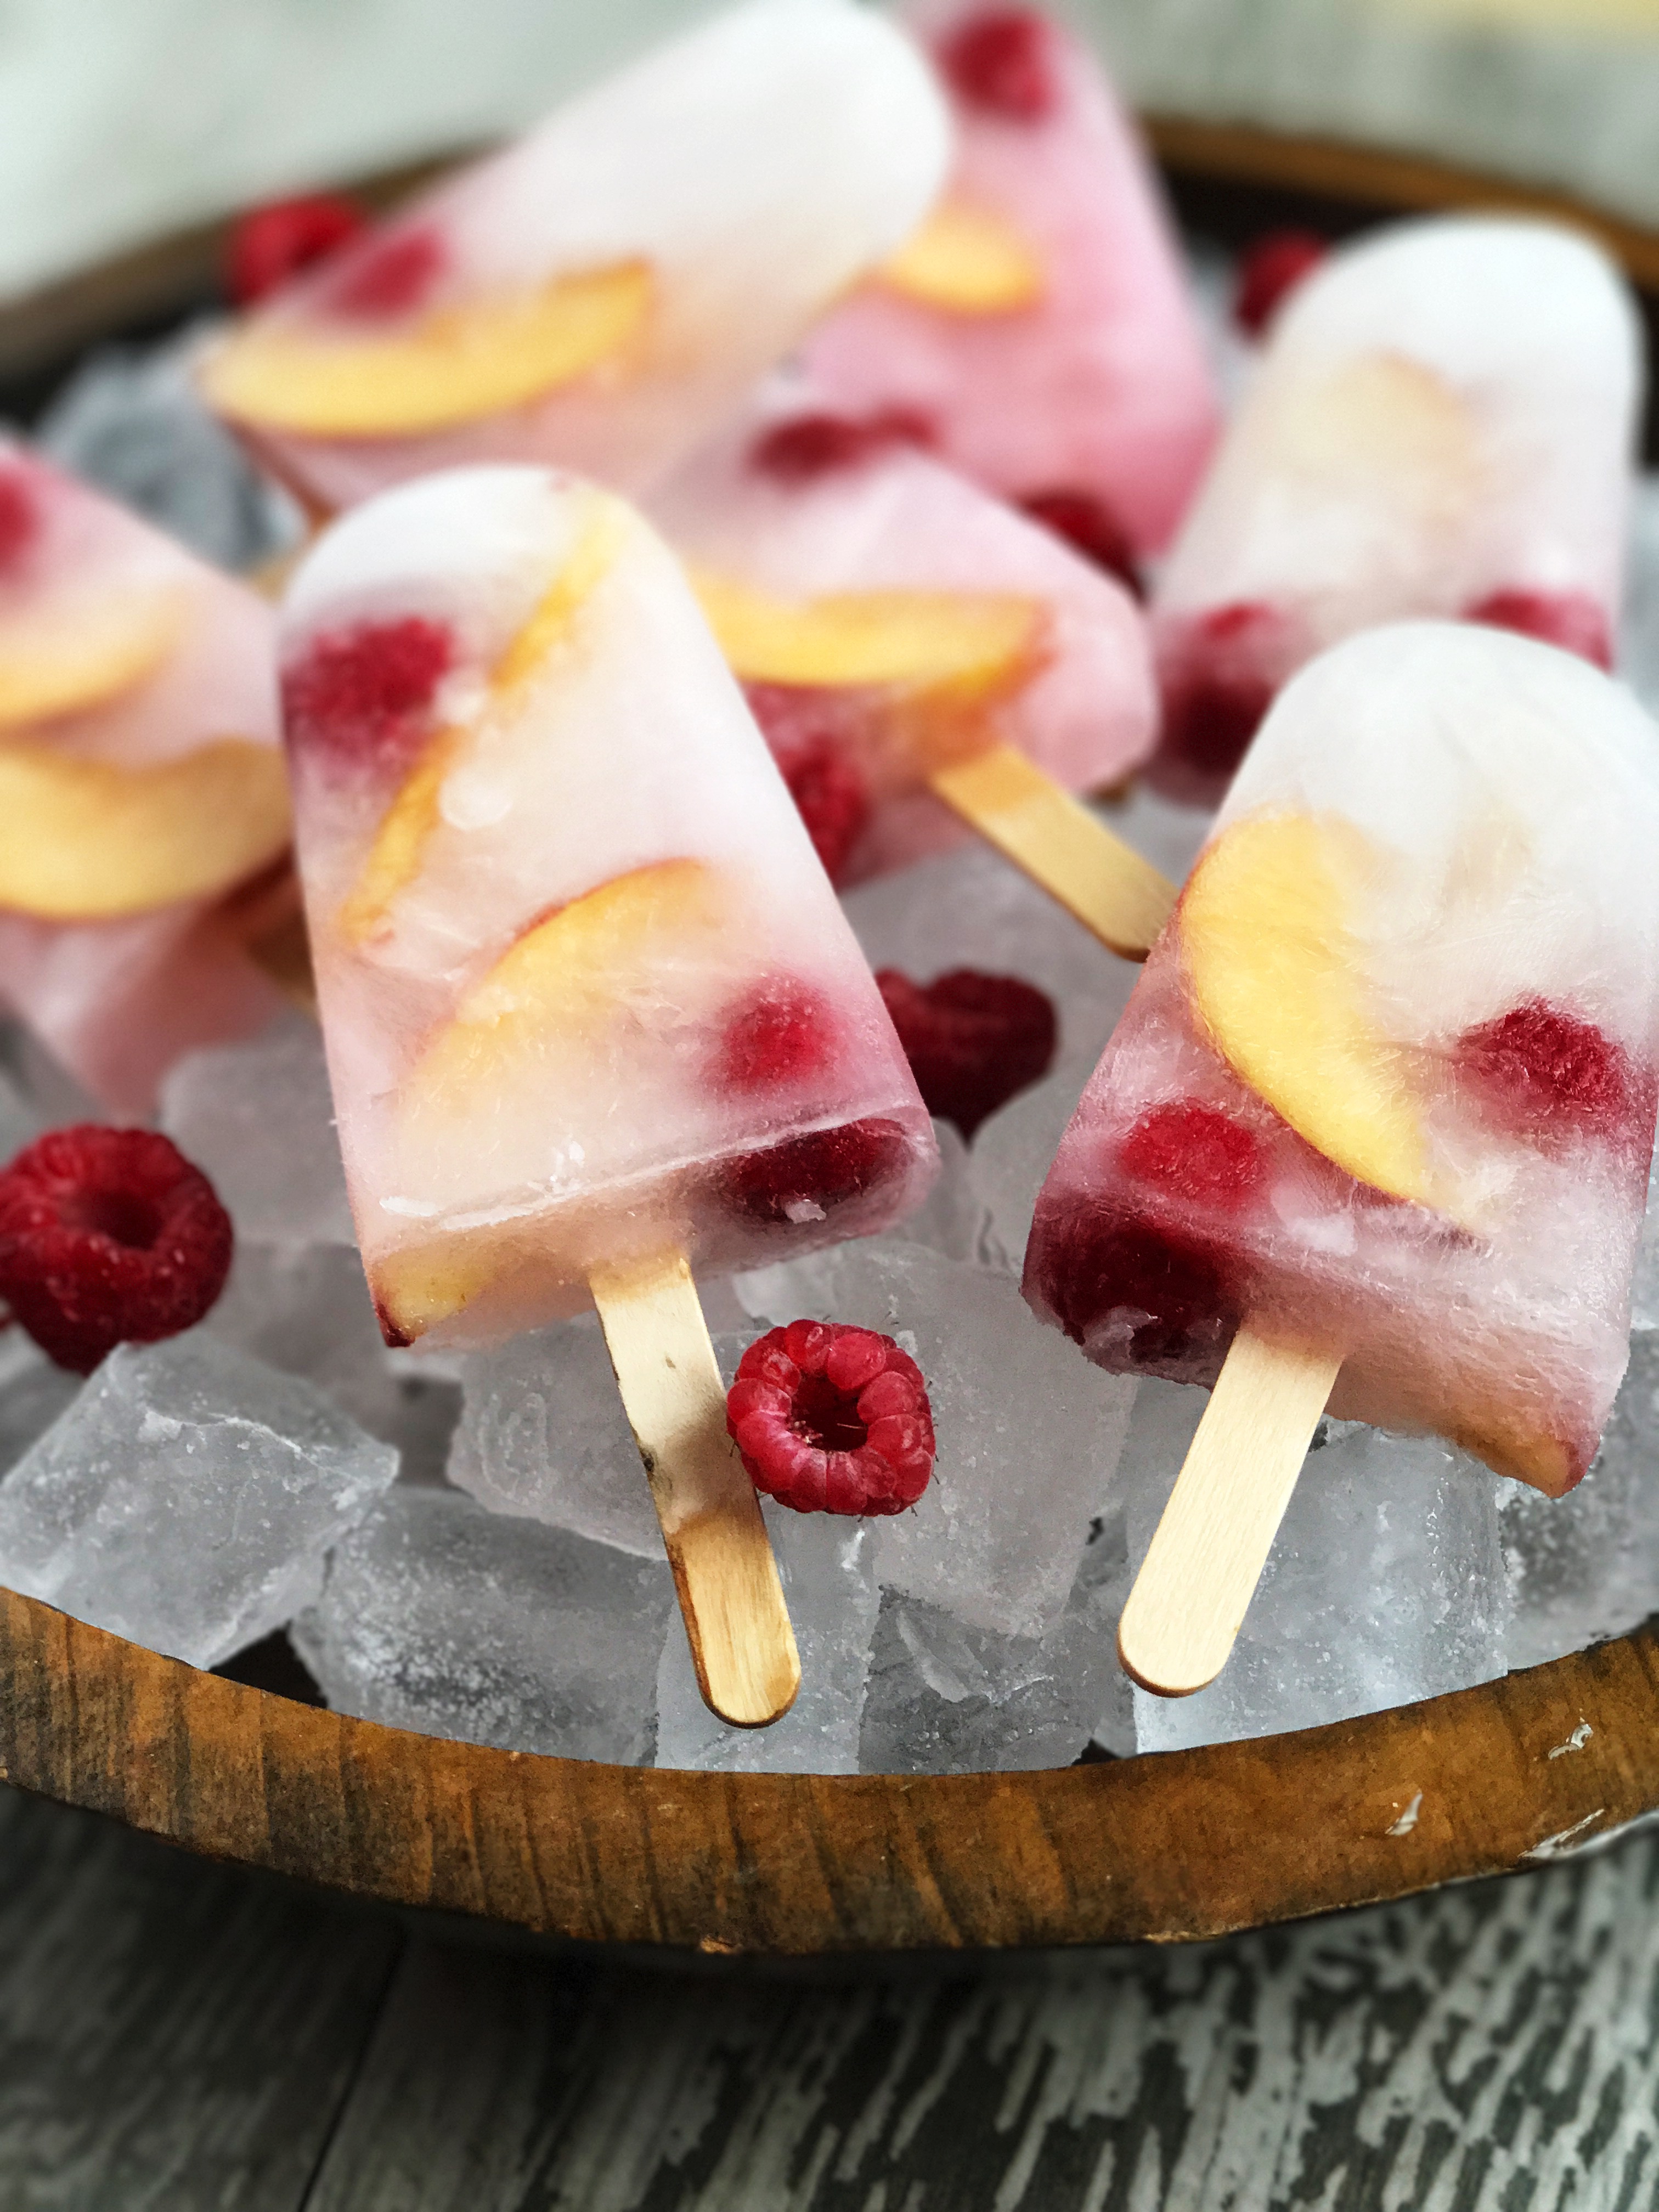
800 2 1220 569
1151 216 1643 803
649 387 1171 954
0 441 295 1114
200 0 951 518
280 463 939 1722
1023 622 1659 1692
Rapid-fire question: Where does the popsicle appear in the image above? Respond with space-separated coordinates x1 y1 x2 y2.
650 387 1172 955
800 2 1220 570
279 463 939 1722
200 0 951 518
0 440 295 1113
1023 622 1659 1693
1150 216 1643 804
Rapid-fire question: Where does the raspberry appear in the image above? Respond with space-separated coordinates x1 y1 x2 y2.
877 968 1056 1138
746 686 871 882
1019 489 1142 597
1154 602 1280 797
282 617 453 774
1028 1205 1239 1370
0 1127 234 1375
320 226 445 320
1116 1102 1266 1214
0 468 38 575
1462 589 1613 672
936 8 1057 120
225 194 366 307
714 978 835 1092
727 1319 935 1514
1232 231 1327 338
748 408 933 483
1454 999 1653 1150
720 1117 908 1227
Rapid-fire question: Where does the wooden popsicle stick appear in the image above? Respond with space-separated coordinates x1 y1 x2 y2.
928 743 1177 960
1118 1326 1345 1699
591 1248 800 1729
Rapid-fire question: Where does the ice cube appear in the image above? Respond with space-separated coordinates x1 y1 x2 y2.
1121 1381 1511 1752
0 1333 397 1666
201 1240 404 1442
859 1508 1129 1773
736 1242 1133 1640
656 1503 881 1773
0 1340 80 1477
159 1010 355 1248
293 1487 673 1763
0 1056 41 1164
890 1119 1003 1267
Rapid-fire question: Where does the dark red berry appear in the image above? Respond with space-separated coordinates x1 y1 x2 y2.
937 8 1057 120
0 1127 234 1375
1019 489 1142 596
720 1117 909 1227
281 617 453 774
714 979 836 1093
1454 999 1653 1150
877 968 1056 1139
1025 1203 1239 1372
225 194 366 307
748 408 933 483
320 225 445 320
746 686 871 882
1233 232 1327 338
0 469 37 574
727 1319 935 1514
1153 602 1282 800
1461 589 1613 672
1116 1102 1266 1214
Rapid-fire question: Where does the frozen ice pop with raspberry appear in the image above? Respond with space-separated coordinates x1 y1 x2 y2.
800 2 1220 571
650 389 1171 952
200 0 951 518
1150 216 1642 804
1024 622 1659 1692
0 441 295 1113
280 464 938 1722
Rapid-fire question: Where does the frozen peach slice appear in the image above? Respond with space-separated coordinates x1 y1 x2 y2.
877 200 1044 314
0 592 182 731
200 260 654 438
0 738 292 920
693 574 1040 697
1180 810 1437 1207
1280 352 1479 516
371 1233 509 1346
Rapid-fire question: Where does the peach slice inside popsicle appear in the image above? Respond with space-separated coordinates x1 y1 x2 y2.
1180 809 1438 1208
693 575 1039 698
877 200 1044 314
200 261 654 438
0 738 292 920
0 592 183 731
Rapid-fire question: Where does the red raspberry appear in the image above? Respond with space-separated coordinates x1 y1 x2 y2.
748 408 933 483
1233 231 1327 338
1025 1203 1239 1371
282 617 453 774
1462 589 1613 672
714 979 836 1092
746 686 871 882
877 968 1056 1139
727 1319 935 1514
0 1127 234 1375
0 467 38 574
936 8 1057 120
720 1117 909 1227
320 226 446 320
1454 1000 1654 1150
225 194 366 307
1117 1102 1266 1214
1154 602 1281 799
1019 489 1142 597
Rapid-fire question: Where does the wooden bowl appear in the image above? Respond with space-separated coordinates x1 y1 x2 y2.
4 124 1658 1957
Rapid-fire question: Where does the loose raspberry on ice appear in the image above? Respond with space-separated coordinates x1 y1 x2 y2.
726 1319 935 1515
877 968 1056 1139
0 1127 234 1374
225 194 367 307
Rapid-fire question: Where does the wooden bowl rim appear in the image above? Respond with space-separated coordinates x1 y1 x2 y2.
4 119 1658 1955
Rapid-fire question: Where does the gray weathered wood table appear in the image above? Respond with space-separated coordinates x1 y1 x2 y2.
0 1780 1654 2210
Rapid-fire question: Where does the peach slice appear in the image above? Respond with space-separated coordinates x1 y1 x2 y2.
200 260 654 438
693 574 1039 697
1180 810 1438 1207
0 738 292 920
877 200 1044 314
1281 352 1478 518
0 592 182 731
371 1233 510 1346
